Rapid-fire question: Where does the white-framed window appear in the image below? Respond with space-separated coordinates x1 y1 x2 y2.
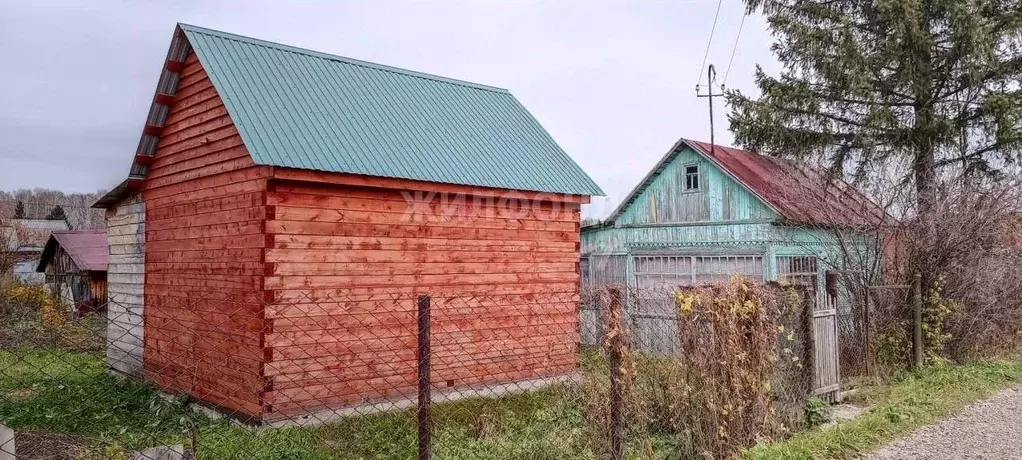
683 164 700 191
776 255 819 286
633 254 764 288
693 255 764 284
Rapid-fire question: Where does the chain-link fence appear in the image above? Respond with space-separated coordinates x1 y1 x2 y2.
834 276 921 382
581 282 815 459
0 278 818 459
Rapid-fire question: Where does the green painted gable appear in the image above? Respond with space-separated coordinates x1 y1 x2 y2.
180 24 603 196
614 144 778 226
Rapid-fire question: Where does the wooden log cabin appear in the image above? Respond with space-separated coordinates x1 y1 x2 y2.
93 24 602 424
36 230 109 315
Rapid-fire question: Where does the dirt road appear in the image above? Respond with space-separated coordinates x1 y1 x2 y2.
867 384 1022 459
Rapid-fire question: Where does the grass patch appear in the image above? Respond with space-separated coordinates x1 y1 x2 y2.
0 348 604 459
743 360 1022 459
0 349 207 450
19 346 1007 459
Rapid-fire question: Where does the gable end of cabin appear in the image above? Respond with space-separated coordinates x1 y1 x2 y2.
611 144 778 228
140 47 271 421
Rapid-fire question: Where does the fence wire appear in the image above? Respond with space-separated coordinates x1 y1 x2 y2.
0 279 818 459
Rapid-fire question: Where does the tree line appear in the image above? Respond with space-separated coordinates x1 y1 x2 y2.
0 189 107 230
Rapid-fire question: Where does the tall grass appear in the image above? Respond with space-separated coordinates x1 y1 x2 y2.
744 361 1022 459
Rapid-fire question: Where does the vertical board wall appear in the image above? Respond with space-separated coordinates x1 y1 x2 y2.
106 193 146 376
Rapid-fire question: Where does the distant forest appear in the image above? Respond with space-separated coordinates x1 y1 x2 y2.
0 189 107 230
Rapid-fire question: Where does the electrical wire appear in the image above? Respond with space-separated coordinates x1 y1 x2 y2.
722 11 747 88
696 0 725 90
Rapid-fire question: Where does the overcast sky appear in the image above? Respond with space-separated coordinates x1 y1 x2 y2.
0 0 778 217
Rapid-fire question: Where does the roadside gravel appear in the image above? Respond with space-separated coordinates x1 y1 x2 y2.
867 383 1022 459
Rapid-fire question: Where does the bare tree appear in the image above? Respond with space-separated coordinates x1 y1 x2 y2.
0 217 18 278
0 188 106 230
779 167 1022 368
909 177 1022 359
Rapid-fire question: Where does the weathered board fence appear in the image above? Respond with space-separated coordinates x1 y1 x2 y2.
813 296 840 399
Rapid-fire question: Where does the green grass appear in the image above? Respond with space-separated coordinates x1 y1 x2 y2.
0 348 603 459
743 361 1022 460
192 388 596 460
11 347 1016 459
0 349 205 450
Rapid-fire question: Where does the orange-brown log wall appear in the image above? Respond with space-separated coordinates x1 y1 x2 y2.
261 182 582 418
142 51 270 418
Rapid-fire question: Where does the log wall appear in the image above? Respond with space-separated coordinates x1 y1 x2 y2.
142 51 270 418
261 181 582 419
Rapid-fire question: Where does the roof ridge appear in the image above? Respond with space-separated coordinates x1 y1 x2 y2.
687 139 842 184
178 23 511 94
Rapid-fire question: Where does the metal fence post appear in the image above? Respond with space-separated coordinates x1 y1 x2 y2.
912 274 923 368
607 287 624 460
417 295 432 460
864 287 873 378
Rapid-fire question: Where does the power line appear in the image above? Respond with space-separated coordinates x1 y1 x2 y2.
722 11 748 88
695 0 725 89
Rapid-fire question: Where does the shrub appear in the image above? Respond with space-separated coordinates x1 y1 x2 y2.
580 280 813 458
923 277 962 364
0 281 56 322
0 280 104 351
802 397 831 428
669 280 808 458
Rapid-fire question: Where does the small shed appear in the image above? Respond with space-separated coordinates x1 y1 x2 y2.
36 230 108 313
93 24 601 423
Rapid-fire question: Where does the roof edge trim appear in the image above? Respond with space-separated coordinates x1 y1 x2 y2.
178 23 511 94
95 26 194 208
602 138 782 225
602 138 689 224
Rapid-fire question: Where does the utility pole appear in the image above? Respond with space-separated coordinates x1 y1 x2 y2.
696 64 724 154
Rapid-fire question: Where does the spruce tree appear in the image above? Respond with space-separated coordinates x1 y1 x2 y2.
727 0 1022 209
13 201 25 219
45 205 67 223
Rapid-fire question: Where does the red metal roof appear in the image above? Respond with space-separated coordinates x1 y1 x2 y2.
686 140 888 226
37 230 108 272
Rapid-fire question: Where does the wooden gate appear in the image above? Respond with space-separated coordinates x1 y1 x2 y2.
813 296 841 400
777 256 840 400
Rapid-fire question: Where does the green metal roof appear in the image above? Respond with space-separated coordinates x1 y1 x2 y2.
179 24 603 196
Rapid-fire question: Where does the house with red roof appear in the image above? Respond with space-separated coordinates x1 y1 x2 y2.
581 138 886 399
36 230 108 314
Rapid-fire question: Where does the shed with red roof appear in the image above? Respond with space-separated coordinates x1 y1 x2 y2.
37 230 108 313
